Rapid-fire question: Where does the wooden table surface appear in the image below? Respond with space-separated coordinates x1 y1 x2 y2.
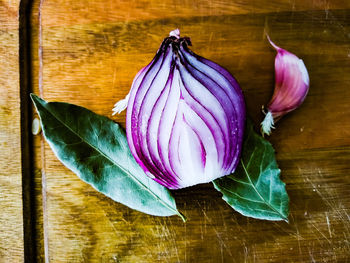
1 0 350 262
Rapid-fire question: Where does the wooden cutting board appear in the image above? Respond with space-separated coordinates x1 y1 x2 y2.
1 0 350 262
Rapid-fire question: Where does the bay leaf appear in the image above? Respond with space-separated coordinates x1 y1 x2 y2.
213 119 289 221
31 94 185 221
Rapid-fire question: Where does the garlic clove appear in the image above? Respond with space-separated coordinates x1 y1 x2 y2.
261 36 309 136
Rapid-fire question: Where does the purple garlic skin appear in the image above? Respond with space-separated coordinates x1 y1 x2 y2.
261 36 310 136
124 30 246 189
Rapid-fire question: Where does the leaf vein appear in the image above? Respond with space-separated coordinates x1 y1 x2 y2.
241 159 286 220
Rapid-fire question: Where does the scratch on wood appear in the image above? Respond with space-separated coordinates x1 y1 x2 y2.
325 10 349 38
200 216 204 240
308 246 316 263
167 219 180 262
202 209 233 258
324 2 329 20
311 223 331 245
305 174 350 241
112 67 117 96
220 243 223 263
206 31 214 53
99 206 118 234
295 223 302 255
325 212 332 238
196 200 205 240
243 244 248 263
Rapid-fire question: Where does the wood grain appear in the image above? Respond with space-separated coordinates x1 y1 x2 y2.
27 0 350 262
0 0 24 262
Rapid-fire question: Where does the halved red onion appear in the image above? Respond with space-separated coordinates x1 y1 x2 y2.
113 29 246 189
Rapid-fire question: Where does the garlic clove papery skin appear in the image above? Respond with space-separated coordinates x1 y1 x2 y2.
261 36 310 136
119 30 245 189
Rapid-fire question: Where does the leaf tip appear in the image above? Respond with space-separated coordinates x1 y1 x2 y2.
30 93 38 102
30 93 46 107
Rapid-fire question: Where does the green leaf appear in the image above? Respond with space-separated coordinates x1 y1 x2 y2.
31 94 185 221
213 119 289 221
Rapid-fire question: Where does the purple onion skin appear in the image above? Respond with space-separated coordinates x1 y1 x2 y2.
126 32 246 189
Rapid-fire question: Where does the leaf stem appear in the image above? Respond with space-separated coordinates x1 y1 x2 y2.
177 211 187 222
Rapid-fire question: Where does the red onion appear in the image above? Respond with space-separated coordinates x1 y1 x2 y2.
113 29 245 189
261 36 309 136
